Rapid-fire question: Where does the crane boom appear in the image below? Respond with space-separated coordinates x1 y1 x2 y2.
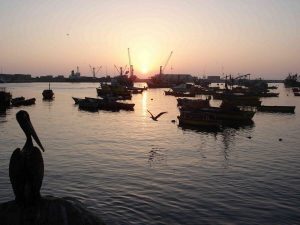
89 64 102 78
162 51 173 73
128 48 131 66
114 64 120 73
128 48 134 77
95 66 102 75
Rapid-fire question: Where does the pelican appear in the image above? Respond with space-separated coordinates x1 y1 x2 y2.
147 110 167 121
9 110 45 204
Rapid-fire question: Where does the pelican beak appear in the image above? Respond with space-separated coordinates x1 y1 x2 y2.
27 118 45 152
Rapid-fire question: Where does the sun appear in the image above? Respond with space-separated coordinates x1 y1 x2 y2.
140 64 149 74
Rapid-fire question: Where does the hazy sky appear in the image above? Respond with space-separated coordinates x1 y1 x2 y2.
0 0 299 79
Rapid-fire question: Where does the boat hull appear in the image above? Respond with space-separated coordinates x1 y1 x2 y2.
12 97 36 107
43 90 54 99
181 108 255 122
96 87 132 100
0 88 12 107
178 116 221 129
257 106 295 113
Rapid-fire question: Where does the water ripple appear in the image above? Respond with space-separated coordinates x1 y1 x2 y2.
0 83 300 224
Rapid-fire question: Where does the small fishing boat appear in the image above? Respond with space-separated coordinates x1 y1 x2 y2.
177 98 210 109
0 87 12 107
85 97 135 111
164 90 196 97
257 92 279 97
173 92 195 97
11 97 25 106
267 86 278 89
130 89 143 94
178 111 222 129
42 83 54 100
78 99 99 111
213 92 260 101
96 83 132 100
11 97 36 107
22 98 36 106
113 102 135 111
294 92 300 96
221 99 262 107
128 86 146 94
192 107 255 121
72 97 84 104
257 105 295 113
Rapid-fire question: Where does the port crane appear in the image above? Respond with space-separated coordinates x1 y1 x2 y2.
160 51 173 75
114 64 128 76
128 48 134 77
89 65 102 78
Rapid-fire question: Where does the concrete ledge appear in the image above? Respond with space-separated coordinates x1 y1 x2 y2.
0 196 105 225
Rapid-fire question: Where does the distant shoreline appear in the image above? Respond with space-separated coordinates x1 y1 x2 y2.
0 79 284 84
0 74 283 84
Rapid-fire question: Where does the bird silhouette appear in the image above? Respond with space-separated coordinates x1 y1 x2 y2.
9 110 45 205
147 110 167 121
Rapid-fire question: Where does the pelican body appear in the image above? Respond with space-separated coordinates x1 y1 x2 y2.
9 110 45 205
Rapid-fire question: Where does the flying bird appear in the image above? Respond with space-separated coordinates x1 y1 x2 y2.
147 110 167 121
9 110 45 205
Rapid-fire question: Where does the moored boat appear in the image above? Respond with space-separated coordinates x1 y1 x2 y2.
177 98 210 109
72 97 83 104
78 99 99 111
11 97 36 107
22 98 36 106
128 86 146 94
96 83 132 100
178 98 255 129
113 102 135 111
43 83 54 100
0 87 12 107
178 111 222 129
257 92 279 97
257 105 295 113
165 90 196 97
130 89 143 94
227 99 262 107
190 107 255 121
213 92 260 101
284 73 300 87
267 86 278 89
85 97 135 111
11 97 25 106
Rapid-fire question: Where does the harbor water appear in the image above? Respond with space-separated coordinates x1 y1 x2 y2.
0 82 299 224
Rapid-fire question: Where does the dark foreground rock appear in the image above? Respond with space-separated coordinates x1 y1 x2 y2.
0 196 105 225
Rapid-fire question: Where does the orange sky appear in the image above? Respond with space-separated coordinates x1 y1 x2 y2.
0 0 299 79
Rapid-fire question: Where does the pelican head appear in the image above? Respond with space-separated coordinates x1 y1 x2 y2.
16 110 45 152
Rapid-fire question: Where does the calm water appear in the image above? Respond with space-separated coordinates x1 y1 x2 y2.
0 82 299 224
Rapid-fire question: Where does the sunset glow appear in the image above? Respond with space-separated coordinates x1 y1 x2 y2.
0 0 299 79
